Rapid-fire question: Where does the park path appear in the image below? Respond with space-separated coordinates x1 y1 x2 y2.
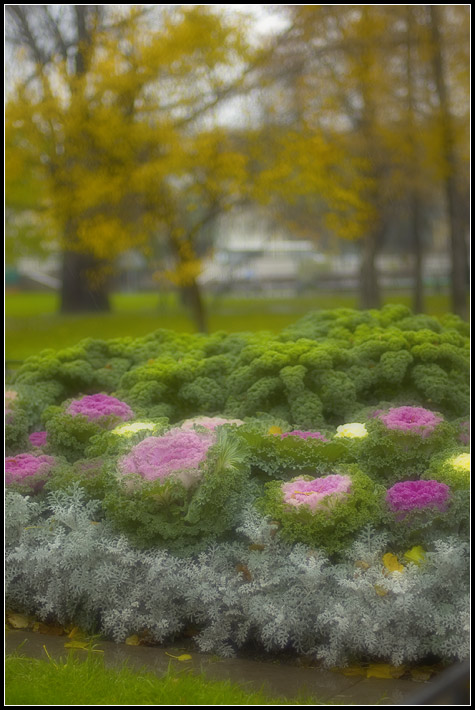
6 629 437 705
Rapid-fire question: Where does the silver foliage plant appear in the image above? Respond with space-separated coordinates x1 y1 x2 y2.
6 487 469 667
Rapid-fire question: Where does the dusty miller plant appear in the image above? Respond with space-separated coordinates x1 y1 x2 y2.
5 490 469 667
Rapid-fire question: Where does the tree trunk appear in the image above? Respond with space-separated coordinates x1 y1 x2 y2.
429 6 468 320
359 228 382 309
406 7 424 315
411 193 424 314
60 250 110 313
180 280 208 333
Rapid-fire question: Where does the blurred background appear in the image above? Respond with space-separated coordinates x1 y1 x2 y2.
5 5 470 361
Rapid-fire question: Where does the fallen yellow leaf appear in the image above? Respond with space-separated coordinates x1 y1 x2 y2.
374 585 388 596
165 652 192 661
268 426 282 435
410 665 438 682
64 640 103 653
367 664 406 679
6 613 31 629
125 635 141 646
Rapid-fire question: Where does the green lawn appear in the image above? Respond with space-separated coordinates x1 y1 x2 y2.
5 289 455 361
5 652 329 706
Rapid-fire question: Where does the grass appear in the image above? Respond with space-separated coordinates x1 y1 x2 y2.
5 289 456 361
5 652 330 706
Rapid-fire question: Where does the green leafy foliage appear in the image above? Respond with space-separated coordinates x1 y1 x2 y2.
5 307 470 667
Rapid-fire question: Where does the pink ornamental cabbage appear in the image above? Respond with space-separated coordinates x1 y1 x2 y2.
118 428 215 488
180 416 244 431
386 480 450 514
378 406 443 438
282 474 352 512
29 431 48 448
67 394 134 423
5 452 56 489
280 430 328 442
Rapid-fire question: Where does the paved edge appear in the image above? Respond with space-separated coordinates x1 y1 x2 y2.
5 630 434 705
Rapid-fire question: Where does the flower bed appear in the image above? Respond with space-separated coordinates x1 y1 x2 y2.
5 307 470 667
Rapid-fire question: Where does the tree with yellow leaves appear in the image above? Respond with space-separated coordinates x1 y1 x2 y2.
6 5 254 326
257 5 469 314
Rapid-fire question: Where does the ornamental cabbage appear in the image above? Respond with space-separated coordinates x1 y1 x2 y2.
118 428 215 488
259 465 384 554
378 406 443 437
5 452 56 491
335 423 368 439
282 474 352 511
386 480 450 514
67 394 134 423
29 431 48 447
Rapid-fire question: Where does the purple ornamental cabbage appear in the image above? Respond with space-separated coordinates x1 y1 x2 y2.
66 393 134 423
118 427 215 489
386 479 450 515
29 431 48 448
282 474 352 512
378 406 443 438
280 430 328 442
5 452 56 490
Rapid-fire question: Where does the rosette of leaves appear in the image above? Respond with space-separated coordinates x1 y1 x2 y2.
382 479 469 549
5 452 62 495
235 421 352 482
422 449 470 492
103 429 252 550
258 465 384 555
354 410 455 484
42 394 136 463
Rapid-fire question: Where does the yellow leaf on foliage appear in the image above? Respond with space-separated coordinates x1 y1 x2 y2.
355 560 370 570
6 613 31 629
125 635 141 646
374 585 388 596
268 426 283 435
382 553 404 573
404 546 426 565
367 664 406 679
